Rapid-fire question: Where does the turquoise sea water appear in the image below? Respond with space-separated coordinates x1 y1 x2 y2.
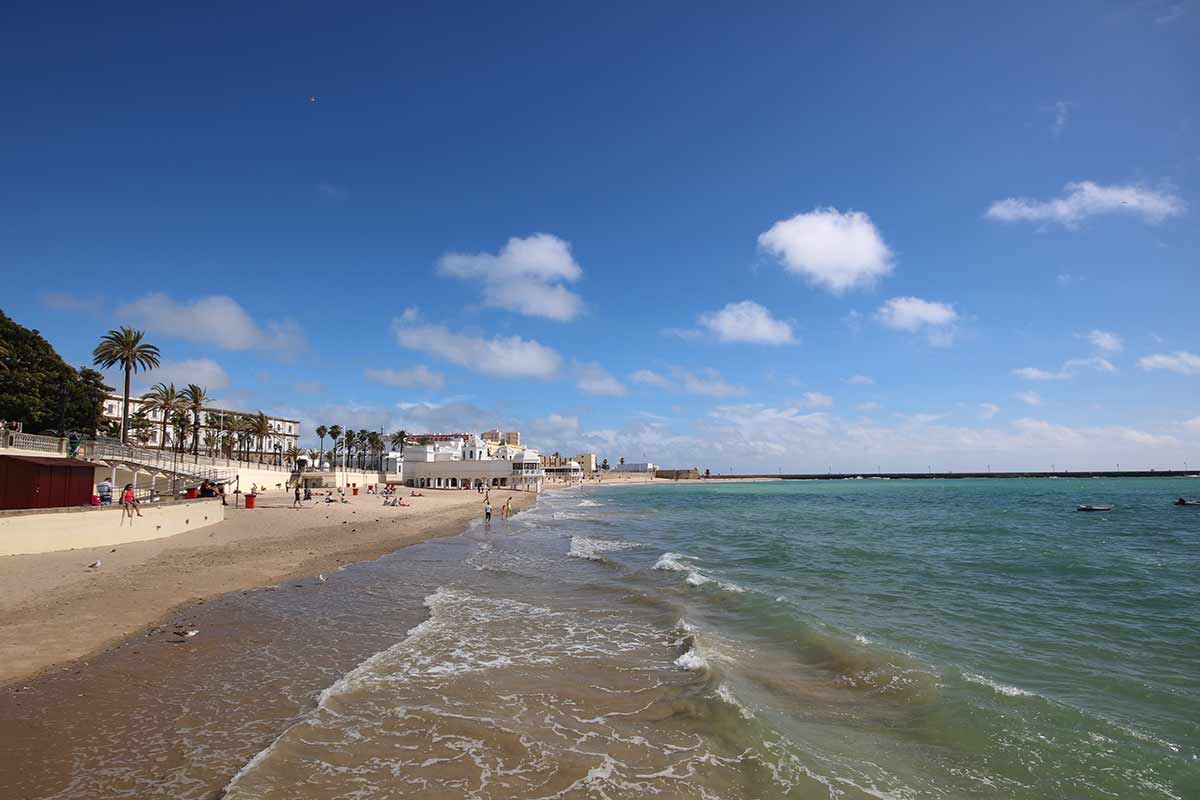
215 478 1199 799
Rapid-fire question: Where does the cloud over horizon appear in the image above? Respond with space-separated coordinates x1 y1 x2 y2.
985 181 1185 228
438 233 585 321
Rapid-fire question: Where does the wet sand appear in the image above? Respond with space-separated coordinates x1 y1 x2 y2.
0 489 535 688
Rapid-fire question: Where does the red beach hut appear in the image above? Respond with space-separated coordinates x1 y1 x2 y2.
0 455 96 510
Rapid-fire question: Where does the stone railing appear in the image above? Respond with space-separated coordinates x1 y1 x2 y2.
0 431 68 454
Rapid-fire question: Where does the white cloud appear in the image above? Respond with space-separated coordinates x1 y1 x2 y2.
1184 416 1200 433
857 401 881 412
697 301 794 344
365 365 446 390
117 292 308 360
847 374 874 385
1086 330 1123 353
876 297 959 344
574 361 627 396
1044 100 1070 139
1012 357 1114 381
629 366 743 397
979 403 1000 419
1015 391 1042 406
137 358 230 392
758 207 894 293
1138 351 1200 375
437 233 584 321
391 317 562 379
985 181 1185 228
801 392 833 409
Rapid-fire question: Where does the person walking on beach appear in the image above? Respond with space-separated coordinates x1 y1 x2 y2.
504 496 513 519
121 483 142 518
292 484 302 508
484 500 492 523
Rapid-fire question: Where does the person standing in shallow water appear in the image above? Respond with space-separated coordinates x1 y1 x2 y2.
483 501 492 523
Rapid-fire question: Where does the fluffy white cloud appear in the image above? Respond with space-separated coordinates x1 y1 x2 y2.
847 374 874 385
574 361 626 396
1013 357 1115 381
117 293 308 360
985 181 1185 228
697 301 794 344
1015 391 1042 406
629 366 743 397
365 365 445 390
1138 351 1200 375
800 392 833 409
876 297 958 344
391 316 561 379
437 233 584 321
758 207 894 293
135 358 230 392
979 403 1000 419
1086 329 1122 353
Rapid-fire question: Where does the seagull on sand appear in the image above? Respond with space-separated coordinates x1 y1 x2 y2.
87 560 101 569
318 574 327 583
173 629 199 638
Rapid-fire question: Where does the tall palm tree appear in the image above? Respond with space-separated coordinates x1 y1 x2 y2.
248 411 271 464
328 425 343 468
284 445 301 470
315 425 328 465
390 429 408 455
92 327 161 444
142 382 179 450
367 431 383 469
203 429 219 457
180 384 209 456
170 409 190 453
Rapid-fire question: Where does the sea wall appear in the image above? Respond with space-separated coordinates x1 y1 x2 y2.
0 498 225 556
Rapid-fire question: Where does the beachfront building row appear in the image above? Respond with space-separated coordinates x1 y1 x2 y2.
101 395 300 456
387 433 545 492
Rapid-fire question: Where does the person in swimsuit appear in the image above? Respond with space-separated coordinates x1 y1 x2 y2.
121 483 142 518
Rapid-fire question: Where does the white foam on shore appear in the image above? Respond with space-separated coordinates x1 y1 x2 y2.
653 552 691 571
962 672 1036 698
673 647 708 671
655 552 745 593
855 634 873 645
716 683 755 718
578 499 602 507
568 536 640 562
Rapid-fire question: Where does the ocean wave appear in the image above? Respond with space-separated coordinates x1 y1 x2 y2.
674 647 708 671
578 499 602 507
655 552 745 593
716 683 755 719
568 535 641 561
962 671 1037 698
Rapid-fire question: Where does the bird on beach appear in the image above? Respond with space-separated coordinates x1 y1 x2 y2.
87 560 101 569
173 629 199 638
318 574 327 583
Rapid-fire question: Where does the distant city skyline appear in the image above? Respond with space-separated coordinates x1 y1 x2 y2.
2 2 1197 471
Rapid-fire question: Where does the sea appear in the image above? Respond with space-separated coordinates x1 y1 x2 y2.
4 478 1198 799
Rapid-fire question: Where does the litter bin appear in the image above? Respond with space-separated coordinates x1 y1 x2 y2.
245 493 257 509
352 487 359 496
185 487 199 499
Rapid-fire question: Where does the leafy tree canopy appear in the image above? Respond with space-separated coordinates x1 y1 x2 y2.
0 309 113 435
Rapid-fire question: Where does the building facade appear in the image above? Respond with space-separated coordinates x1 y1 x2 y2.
398 433 543 492
101 395 300 458
574 453 598 473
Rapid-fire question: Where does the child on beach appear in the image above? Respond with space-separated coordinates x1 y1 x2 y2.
484 501 492 523
121 484 142 518
293 485 302 508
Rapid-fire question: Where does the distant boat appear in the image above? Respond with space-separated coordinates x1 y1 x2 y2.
1174 498 1200 507
1077 504 1114 512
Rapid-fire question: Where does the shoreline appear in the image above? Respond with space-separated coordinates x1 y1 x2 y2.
0 488 536 689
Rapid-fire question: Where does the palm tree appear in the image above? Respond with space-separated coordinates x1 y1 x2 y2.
203 429 219 457
284 445 301 470
367 431 383 469
92 327 161 444
129 407 154 447
390 429 408 455
180 384 209 456
315 425 328 465
170 409 190 453
328 425 343 468
245 411 271 463
142 382 179 450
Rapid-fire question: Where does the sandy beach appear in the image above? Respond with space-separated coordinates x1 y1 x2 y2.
0 488 535 688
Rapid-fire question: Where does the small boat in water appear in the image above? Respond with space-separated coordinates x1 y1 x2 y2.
1077 504 1114 512
1174 498 1200 507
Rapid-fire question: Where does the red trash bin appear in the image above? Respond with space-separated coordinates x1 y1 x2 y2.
352 487 359 496
245 493 257 509
185 487 199 499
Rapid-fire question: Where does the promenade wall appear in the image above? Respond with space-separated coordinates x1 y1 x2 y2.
0 498 224 556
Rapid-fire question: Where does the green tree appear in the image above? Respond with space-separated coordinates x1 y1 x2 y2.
180 384 209 456
315 425 328 464
92 327 160 445
247 411 271 463
328 425 343 468
390 429 407 455
142 382 179 450
600 458 610 471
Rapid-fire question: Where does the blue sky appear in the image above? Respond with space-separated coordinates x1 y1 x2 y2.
2 1 1197 471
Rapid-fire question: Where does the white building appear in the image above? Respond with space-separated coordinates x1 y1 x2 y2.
614 462 656 473
395 434 544 492
101 394 299 459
